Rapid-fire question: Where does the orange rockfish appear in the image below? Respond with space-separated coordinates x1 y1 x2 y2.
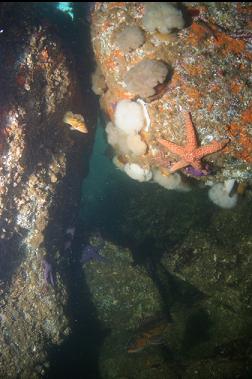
127 316 171 353
63 111 88 133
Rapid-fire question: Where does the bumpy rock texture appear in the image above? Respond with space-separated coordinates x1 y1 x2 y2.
91 2 252 184
81 184 252 379
0 3 97 377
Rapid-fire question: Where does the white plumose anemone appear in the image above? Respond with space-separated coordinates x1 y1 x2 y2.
114 99 145 134
105 122 147 156
124 163 152 182
208 180 238 209
142 2 185 34
152 169 191 192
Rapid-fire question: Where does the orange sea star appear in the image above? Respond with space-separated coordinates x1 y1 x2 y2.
158 112 229 173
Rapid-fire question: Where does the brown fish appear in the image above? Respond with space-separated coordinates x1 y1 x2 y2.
127 317 171 353
63 111 88 133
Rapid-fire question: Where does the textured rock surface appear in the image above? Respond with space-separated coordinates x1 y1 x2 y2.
79 124 252 378
81 187 252 379
91 2 252 184
0 3 97 377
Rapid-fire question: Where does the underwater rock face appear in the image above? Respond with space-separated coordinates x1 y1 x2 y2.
83 239 163 330
91 2 252 186
0 3 97 378
82 196 252 378
81 237 169 378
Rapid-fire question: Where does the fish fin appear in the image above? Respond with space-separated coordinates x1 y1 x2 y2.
150 336 165 345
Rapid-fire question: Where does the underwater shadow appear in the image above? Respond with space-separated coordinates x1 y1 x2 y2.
143 244 206 317
43 3 104 378
181 307 213 356
45 221 107 379
0 232 25 294
80 177 210 317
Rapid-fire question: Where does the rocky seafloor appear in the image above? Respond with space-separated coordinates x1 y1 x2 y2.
81 180 252 379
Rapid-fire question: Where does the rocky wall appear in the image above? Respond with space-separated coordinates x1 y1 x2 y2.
0 3 97 377
91 2 252 185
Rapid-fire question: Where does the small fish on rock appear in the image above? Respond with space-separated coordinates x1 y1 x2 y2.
63 111 88 133
127 316 171 353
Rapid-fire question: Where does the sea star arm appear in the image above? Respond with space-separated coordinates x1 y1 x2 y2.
158 138 185 156
194 139 229 158
184 112 198 151
169 159 189 173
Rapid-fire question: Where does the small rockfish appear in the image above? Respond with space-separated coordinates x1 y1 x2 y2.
127 317 171 353
63 111 88 133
